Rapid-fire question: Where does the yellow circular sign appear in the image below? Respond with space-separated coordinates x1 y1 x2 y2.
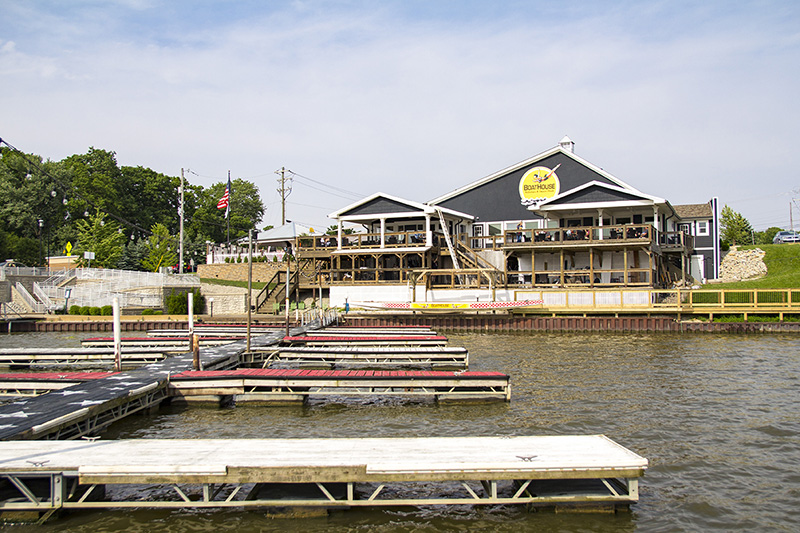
519 165 560 206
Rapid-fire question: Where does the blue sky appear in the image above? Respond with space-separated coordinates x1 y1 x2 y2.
2 0 799 231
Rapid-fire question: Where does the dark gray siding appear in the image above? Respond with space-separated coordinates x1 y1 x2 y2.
342 197 419 217
552 185 644 205
434 152 616 222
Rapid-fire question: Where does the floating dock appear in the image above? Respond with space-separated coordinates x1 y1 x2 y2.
0 372 114 397
283 335 449 347
81 336 239 349
0 347 169 370
168 368 509 403
304 327 439 337
0 435 646 513
147 324 283 337
246 345 469 370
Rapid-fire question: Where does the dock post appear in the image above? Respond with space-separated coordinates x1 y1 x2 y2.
192 334 200 370
188 292 194 335
112 297 121 371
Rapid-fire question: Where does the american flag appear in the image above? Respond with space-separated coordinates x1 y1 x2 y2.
216 178 231 216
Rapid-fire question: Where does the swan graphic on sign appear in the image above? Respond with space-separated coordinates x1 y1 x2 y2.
519 164 561 207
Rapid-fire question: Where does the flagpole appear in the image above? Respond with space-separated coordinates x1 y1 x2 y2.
226 170 231 247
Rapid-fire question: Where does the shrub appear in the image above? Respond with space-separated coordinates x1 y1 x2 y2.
165 288 206 315
88 307 101 316
79 306 91 315
153 310 163 315
100 305 113 316
142 308 155 315
69 305 82 315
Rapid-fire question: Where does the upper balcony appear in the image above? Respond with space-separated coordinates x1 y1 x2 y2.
297 230 434 256
499 224 693 254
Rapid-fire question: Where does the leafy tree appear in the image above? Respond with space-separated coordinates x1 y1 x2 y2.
63 148 123 216
118 166 181 234
142 223 178 272
757 227 783 245
73 210 126 268
720 206 753 246
326 224 354 235
187 179 264 244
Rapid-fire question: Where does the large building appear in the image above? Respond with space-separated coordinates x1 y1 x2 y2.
301 137 719 304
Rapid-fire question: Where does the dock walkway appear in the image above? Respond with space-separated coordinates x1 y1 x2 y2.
247 345 468 369
0 435 647 512
0 328 291 441
168 368 508 403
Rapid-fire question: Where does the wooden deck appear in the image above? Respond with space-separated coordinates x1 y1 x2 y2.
168 368 508 403
0 435 647 512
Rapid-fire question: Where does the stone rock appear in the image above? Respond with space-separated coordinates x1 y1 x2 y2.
718 248 767 282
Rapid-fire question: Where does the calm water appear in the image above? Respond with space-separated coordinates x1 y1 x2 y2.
1 331 799 532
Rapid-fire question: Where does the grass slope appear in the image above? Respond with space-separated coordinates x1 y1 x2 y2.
710 244 800 289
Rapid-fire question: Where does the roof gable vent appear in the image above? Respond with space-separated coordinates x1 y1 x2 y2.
559 135 575 153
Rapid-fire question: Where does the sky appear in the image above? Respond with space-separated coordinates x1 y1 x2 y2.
2 0 799 232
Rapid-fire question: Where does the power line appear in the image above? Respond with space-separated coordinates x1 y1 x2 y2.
287 169 362 200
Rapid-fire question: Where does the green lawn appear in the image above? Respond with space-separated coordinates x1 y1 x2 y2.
709 244 800 289
200 278 270 290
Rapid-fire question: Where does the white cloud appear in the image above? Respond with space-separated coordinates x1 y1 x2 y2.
1 1 799 229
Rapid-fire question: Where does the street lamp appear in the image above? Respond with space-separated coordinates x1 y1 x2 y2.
38 219 43 267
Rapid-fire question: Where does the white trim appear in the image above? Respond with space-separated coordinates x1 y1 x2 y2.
696 220 710 236
329 192 473 220
537 180 667 208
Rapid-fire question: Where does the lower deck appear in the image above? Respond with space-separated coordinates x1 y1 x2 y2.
0 435 646 512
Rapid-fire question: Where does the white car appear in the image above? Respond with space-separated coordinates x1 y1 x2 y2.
773 231 800 244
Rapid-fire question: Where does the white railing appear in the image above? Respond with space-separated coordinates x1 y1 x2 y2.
300 307 339 327
36 268 200 310
207 251 287 265
14 282 46 313
33 282 57 311
519 289 652 309
0 266 52 280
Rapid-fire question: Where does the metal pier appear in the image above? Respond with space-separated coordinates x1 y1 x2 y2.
283 335 449 347
168 368 509 403
0 347 169 370
0 372 115 398
81 336 238 349
246 345 469 370
0 435 647 512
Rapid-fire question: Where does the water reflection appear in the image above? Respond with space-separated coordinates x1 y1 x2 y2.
4 332 800 531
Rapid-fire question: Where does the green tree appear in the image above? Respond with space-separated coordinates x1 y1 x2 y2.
187 179 264 244
757 227 783 245
118 238 149 271
142 223 178 272
720 206 753 246
73 210 126 268
118 166 181 234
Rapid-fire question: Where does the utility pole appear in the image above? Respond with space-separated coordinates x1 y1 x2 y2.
791 201 795 233
276 167 292 225
179 168 185 274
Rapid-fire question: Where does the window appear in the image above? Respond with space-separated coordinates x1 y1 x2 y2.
679 223 691 235
697 220 709 236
